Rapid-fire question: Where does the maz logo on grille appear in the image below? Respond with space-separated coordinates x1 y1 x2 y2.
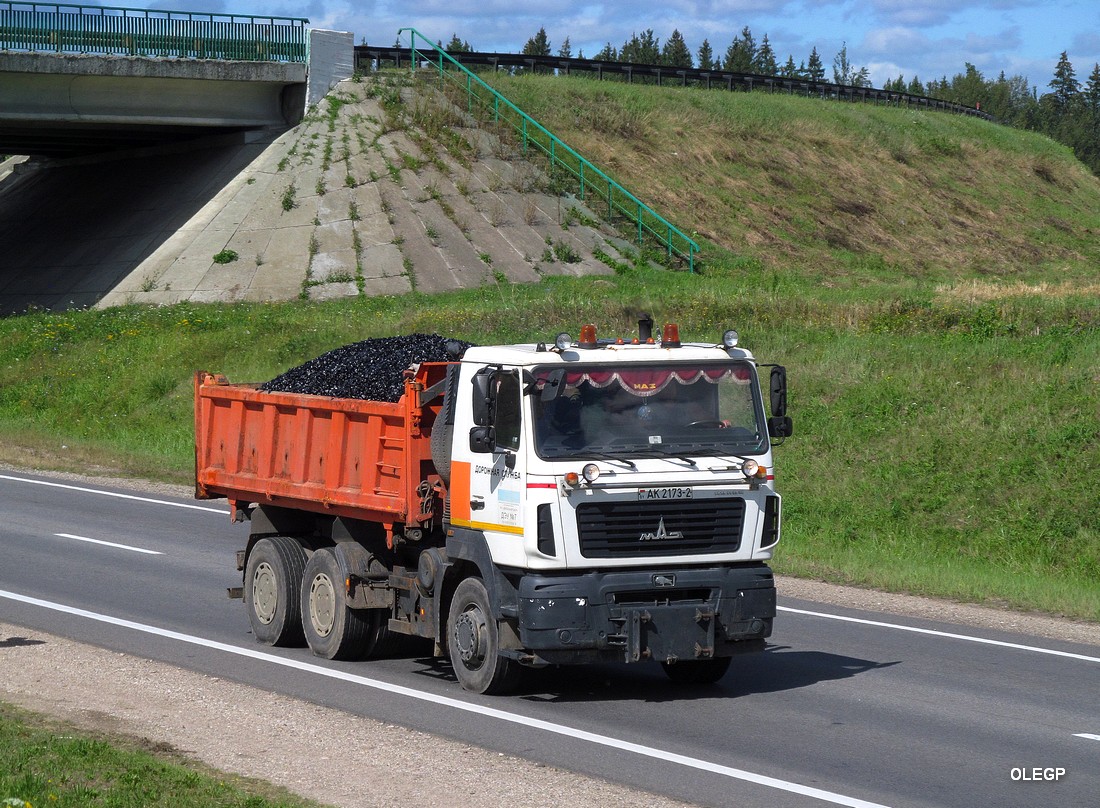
639 517 684 541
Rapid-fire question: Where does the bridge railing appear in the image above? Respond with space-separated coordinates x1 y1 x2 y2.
0 2 309 61
397 28 699 272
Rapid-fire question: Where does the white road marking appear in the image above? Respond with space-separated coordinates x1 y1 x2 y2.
0 589 890 808
1074 733 1100 741
54 533 163 556
778 606 1100 663
0 473 228 514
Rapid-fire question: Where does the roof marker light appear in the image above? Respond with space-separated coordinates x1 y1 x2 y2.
578 324 598 349
662 323 681 348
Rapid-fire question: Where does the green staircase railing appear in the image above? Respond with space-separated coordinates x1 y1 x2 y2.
0 2 308 61
398 28 699 272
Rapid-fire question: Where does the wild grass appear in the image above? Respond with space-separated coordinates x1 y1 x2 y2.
478 73 1100 285
0 265 1097 621
0 702 320 808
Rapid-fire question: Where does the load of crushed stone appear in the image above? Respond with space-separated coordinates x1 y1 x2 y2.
260 334 473 402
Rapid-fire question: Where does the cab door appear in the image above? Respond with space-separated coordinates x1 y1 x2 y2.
461 368 528 564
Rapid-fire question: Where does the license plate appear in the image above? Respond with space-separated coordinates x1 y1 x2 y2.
637 487 693 500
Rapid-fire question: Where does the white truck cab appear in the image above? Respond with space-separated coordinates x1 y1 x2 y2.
440 321 791 689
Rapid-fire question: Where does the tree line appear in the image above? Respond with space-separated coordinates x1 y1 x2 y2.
438 29 1100 176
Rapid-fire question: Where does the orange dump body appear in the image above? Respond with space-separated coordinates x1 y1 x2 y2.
194 362 450 529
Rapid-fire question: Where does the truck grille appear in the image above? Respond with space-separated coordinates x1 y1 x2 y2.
576 498 745 558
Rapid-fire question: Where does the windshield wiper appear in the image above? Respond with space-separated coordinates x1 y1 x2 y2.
576 451 637 469
644 446 698 466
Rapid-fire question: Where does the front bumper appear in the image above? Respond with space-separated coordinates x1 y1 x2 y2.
515 563 775 665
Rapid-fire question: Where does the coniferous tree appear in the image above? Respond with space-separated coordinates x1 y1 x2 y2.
832 42 853 84
1079 63 1100 168
444 33 471 52
950 63 987 107
739 26 757 67
558 37 572 59
722 27 756 72
780 55 798 78
755 34 777 75
697 39 715 71
1048 51 1080 108
1085 63 1100 115
907 75 924 95
638 29 661 64
522 27 551 57
594 42 618 62
661 29 693 68
806 47 825 81
620 30 660 64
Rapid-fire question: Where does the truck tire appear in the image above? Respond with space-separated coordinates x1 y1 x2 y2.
447 577 520 695
301 548 372 660
660 656 732 685
245 536 306 647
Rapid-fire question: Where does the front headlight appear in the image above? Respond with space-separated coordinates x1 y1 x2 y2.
741 459 760 478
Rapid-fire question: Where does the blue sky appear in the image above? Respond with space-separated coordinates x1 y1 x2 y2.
144 0 1098 91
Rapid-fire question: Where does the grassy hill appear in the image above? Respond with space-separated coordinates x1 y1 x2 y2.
483 73 1100 288
1 72 1097 621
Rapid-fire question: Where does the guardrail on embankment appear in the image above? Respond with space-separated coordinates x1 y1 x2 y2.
356 45 991 121
0 2 309 61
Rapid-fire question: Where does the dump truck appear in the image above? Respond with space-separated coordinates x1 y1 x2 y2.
194 320 792 693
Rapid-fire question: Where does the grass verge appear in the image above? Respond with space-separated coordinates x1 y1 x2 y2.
0 702 320 808
0 267 1097 622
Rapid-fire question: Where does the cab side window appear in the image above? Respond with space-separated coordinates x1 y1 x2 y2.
494 371 521 451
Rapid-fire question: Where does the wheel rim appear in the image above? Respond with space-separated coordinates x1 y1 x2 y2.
308 572 337 638
452 604 487 669
252 561 278 625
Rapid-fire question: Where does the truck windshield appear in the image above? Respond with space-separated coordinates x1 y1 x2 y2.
531 362 768 459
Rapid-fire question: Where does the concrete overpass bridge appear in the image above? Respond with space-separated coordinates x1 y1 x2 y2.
0 2 351 157
0 2 361 315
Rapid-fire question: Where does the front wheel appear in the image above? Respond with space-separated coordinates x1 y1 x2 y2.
447 578 520 695
245 536 307 647
661 656 732 685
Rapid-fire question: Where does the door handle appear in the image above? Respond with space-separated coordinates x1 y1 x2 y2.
470 496 485 510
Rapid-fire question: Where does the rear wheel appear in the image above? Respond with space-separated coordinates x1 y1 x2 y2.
245 536 306 646
661 656 732 685
447 577 520 695
301 548 373 660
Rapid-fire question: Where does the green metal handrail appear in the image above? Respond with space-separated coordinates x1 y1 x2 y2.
0 2 309 61
397 28 699 272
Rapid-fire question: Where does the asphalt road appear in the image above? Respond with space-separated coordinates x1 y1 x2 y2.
1 469 1097 808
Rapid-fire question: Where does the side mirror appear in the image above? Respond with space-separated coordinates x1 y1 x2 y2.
769 366 787 417
469 425 495 453
471 369 493 426
768 415 793 439
539 368 564 401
